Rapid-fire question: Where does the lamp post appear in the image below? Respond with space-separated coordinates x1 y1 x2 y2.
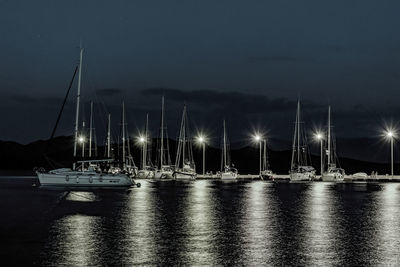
387 131 394 177
254 134 262 177
79 136 85 158
315 133 323 175
139 136 146 170
197 136 206 176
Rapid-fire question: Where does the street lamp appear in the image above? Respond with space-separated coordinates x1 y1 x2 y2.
253 134 262 177
315 132 323 175
138 135 146 170
79 135 86 157
196 135 206 176
386 130 395 177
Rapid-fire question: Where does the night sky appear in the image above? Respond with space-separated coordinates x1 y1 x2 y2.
1 0 400 146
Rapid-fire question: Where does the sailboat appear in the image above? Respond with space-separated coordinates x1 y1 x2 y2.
289 101 316 181
260 139 274 179
321 105 345 181
154 96 174 180
36 48 134 189
219 120 238 180
120 102 138 177
173 104 197 180
137 113 155 179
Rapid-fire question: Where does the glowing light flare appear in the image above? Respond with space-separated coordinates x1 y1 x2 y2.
196 135 206 144
252 133 263 143
78 136 85 143
383 128 397 141
314 132 323 141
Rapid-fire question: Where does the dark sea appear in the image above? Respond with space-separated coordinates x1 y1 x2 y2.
1 177 400 266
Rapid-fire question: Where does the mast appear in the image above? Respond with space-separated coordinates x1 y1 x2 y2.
182 105 186 166
89 101 93 157
160 96 164 168
327 105 331 168
175 105 184 168
223 120 227 167
142 114 148 169
73 47 84 168
297 101 300 167
107 114 111 158
122 102 126 170
145 113 149 167
291 104 297 171
263 139 267 171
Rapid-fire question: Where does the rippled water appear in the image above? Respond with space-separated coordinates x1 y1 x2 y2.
1 179 400 266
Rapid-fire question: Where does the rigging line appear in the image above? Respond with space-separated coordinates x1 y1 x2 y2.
48 65 79 142
42 65 78 168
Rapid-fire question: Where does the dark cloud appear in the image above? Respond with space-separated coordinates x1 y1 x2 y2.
140 88 321 114
8 95 37 104
95 88 124 96
3 94 64 106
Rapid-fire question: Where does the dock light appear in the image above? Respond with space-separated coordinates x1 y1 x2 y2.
196 134 206 176
253 133 263 177
314 132 324 175
139 136 145 143
78 136 86 157
197 135 205 144
315 132 323 140
385 129 396 177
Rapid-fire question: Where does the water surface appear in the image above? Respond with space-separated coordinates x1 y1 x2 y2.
0 178 399 266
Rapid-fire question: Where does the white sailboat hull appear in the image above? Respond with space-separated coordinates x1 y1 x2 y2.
261 170 274 180
154 170 174 180
290 171 315 181
137 169 154 179
36 169 133 189
321 172 344 182
220 171 238 180
173 170 196 180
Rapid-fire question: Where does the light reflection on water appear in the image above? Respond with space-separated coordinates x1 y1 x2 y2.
5 181 400 265
377 184 400 264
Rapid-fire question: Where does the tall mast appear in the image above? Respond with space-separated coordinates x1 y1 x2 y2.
160 96 164 168
89 101 93 157
175 105 184 168
142 114 148 169
327 105 331 167
291 103 297 170
73 47 84 167
182 105 186 166
297 100 300 167
263 139 267 171
122 102 126 170
223 120 227 167
107 113 111 158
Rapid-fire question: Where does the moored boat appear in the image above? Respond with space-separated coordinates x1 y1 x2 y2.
36 48 136 189
173 104 196 180
289 101 316 182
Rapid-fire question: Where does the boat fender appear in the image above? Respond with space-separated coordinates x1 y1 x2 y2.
99 175 103 182
89 176 93 183
76 176 79 183
65 175 69 182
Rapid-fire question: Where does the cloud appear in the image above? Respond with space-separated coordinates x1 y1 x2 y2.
95 88 124 96
140 88 321 114
2 94 64 106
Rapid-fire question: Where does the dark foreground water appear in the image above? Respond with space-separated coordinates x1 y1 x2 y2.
0 178 400 266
